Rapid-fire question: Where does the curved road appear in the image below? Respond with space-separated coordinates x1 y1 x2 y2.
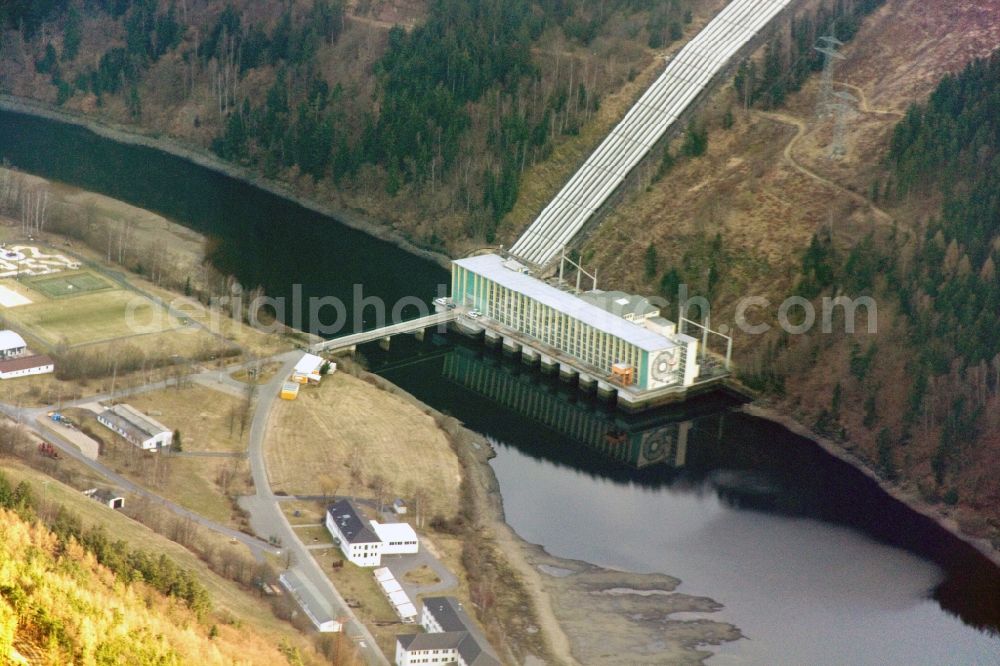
1 400 277 557
4 349 388 662
241 352 389 665
753 109 896 233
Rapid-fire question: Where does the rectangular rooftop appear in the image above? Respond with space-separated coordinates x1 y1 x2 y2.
453 254 677 352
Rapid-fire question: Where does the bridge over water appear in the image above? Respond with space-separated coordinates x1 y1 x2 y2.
311 310 459 354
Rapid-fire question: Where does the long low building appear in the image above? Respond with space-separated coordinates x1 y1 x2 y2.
97 403 173 450
451 254 699 395
0 354 53 379
279 571 342 633
373 568 417 622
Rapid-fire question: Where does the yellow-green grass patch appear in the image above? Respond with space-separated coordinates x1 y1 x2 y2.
21 269 114 298
292 524 335 545
126 385 249 454
74 408 249 528
281 499 327 525
0 460 320 660
5 288 183 346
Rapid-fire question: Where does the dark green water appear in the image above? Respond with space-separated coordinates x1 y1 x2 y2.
2 108 999 664
0 109 448 334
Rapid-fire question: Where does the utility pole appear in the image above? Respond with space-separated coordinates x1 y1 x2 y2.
814 36 845 120
830 90 858 159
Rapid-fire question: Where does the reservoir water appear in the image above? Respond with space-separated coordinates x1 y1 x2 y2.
2 108 999 664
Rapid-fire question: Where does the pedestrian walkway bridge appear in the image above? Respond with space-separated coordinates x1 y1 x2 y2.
311 310 458 353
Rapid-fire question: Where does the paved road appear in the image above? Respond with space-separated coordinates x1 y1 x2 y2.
3 348 387 662
311 310 457 353
383 549 458 600
0 402 277 557
241 353 389 665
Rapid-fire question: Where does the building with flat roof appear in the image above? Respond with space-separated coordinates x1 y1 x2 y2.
325 499 383 567
0 354 53 379
373 567 417 622
292 353 331 383
451 254 699 392
370 521 419 555
395 596 500 666
0 330 27 359
97 403 172 450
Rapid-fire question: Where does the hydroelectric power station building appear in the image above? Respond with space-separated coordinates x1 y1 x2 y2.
450 254 715 410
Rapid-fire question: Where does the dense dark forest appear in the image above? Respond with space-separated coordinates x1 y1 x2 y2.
752 49 1000 500
209 0 696 237
884 51 1000 486
733 0 885 109
2 0 698 244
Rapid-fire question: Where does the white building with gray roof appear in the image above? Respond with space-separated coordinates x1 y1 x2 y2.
395 596 500 666
325 499 383 567
97 403 173 450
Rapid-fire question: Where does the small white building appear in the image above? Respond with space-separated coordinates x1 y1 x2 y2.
0 330 27 359
0 354 53 379
97 404 173 450
371 520 419 555
83 488 124 509
292 353 332 383
325 499 383 567
392 498 408 514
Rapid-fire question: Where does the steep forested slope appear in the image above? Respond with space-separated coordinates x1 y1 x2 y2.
569 0 1000 548
0 469 303 665
774 48 1000 542
883 52 1000 490
0 0 705 252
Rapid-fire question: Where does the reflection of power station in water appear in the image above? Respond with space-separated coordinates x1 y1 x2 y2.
443 350 690 468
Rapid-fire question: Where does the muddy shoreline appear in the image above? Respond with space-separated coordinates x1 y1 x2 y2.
375 372 743 665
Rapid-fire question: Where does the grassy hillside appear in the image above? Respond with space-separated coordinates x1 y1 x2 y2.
0 472 308 665
0 462 330 665
0 0 715 255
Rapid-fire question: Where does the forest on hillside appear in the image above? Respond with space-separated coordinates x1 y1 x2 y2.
732 0 885 109
0 0 697 249
0 470 299 665
742 48 1000 533
885 51 1000 489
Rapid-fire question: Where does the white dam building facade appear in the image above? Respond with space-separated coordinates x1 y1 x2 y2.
451 255 701 405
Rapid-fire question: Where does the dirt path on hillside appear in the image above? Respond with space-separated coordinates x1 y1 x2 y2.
834 81 905 118
753 110 895 232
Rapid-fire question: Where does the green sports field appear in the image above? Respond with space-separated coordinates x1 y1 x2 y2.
22 270 113 298
4 289 185 346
